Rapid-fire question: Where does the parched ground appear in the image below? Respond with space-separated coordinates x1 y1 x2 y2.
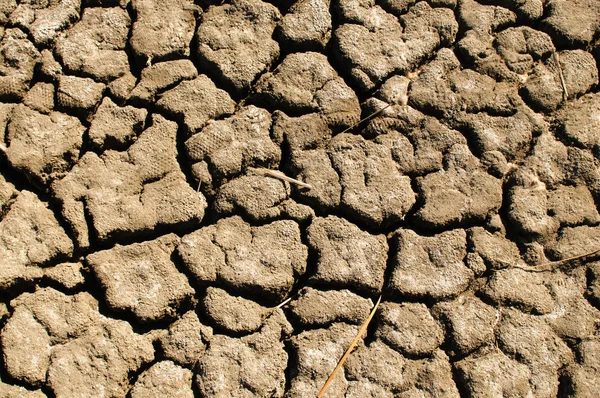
1 0 600 396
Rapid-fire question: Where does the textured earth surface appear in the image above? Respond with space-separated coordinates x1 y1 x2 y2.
1 0 600 397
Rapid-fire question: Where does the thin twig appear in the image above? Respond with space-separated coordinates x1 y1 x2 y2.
275 296 294 309
513 247 600 273
339 103 392 135
317 295 382 398
254 168 312 189
552 51 569 101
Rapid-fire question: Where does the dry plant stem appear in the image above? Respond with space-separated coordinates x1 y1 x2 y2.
552 51 569 101
317 294 382 398
339 103 392 135
275 296 293 309
513 247 600 272
254 168 313 189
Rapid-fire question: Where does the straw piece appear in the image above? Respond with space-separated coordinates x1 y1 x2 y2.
254 168 312 189
339 103 391 135
275 296 293 309
552 51 569 101
513 247 600 273
317 295 382 398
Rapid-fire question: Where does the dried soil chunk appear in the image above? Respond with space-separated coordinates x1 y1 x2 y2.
87 234 194 323
107 71 136 103
196 0 280 94
364 106 467 175
55 7 130 82
130 0 198 65
523 50 598 112
506 185 558 238
334 1 457 92
1 305 51 386
129 59 198 105
414 144 502 228
562 339 600 396
56 75 105 112
0 173 17 213
549 225 600 260
543 269 600 340
396 350 459 397
130 361 194 398
0 380 45 398
458 0 516 33
2 289 97 386
433 296 499 356
457 109 538 161
409 48 521 118
195 311 292 398
389 228 472 300
547 185 600 227
542 0 600 46
497 310 573 397
277 0 331 51
291 148 342 209
289 288 372 327
185 106 279 184
254 52 360 128
2 288 154 396
519 132 600 195
482 268 555 314
214 173 314 222
307 216 388 294
455 349 533 397
273 111 342 209
10 0 80 46
213 175 286 220
156 75 235 134
88 97 147 149
23 82 55 114
43 262 85 291
375 302 444 356
0 0 16 24
469 227 521 270
0 191 73 289
555 92 600 150
202 287 268 334
0 28 40 100
48 321 154 397
53 114 206 249
328 133 416 227
159 311 212 367
287 322 358 397
39 49 62 81
6 104 84 185
178 216 307 303
344 340 407 393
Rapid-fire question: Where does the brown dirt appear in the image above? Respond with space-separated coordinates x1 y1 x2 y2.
1 0 600 397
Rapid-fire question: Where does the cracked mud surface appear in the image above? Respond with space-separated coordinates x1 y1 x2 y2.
1 0 600 396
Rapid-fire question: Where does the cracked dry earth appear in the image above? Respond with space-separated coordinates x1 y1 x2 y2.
2 0 600 397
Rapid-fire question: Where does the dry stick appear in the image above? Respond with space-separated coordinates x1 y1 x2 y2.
339 103 392 135
317 294 382 398
254 168 313 189
275 296 294 309
552 51 569 101
513 247 600 273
